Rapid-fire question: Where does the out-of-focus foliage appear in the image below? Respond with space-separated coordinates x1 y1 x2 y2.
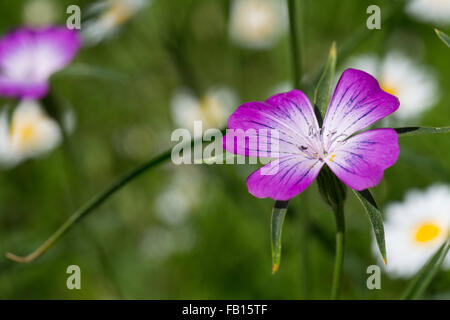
0 0 449 299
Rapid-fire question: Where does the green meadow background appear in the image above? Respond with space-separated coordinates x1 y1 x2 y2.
0 0 449 299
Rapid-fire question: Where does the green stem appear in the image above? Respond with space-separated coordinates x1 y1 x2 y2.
6 150 172 263
287 0 302 89
330 203 345 300
299 191 312 299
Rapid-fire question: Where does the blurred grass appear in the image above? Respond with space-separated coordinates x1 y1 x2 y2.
0 0 449 299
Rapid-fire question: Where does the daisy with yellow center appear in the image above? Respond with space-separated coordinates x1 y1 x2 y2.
346 52 439 121
82 0 151 45
228 0 287 49
373 185 450 278
170 87 237 138
0 100 62 168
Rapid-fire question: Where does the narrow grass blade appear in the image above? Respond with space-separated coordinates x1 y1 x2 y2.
395 126 450 137
287 0 302 89
435 29 450 48
271 200 289 274
313 41 337 117
353 190 386 264
402 240 450 300
5 129 222 263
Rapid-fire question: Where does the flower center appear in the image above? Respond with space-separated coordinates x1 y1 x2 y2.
380 82 398 96
199 96 224 128
19 124 38 147
104 3 133 26
414 222 441 244
247 7 273 37
10 119 40 150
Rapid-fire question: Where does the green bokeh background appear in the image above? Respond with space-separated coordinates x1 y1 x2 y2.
0 0 449 299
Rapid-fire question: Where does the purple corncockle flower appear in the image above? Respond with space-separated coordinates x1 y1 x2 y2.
0 26 81 99
223 69 400 201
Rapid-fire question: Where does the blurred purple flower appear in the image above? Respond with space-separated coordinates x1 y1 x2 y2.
223 69 400 200
0 26 81 99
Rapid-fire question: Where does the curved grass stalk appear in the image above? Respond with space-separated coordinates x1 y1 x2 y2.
6 149 173 263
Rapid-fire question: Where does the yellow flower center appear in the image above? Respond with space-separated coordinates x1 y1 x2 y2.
20 124 36 143
10 119 40 150
381 82 398 96
104 2 133 26
414 222 441 243
199 96 223 128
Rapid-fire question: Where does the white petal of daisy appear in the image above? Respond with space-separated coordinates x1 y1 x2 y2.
379 52 438 121
82 0 151 45
345 52 439 121
345 54 379 76
373 184 450 278
406 0 450 26
140 225 196 261
229 0 287 49
155 168 203 226
0 100 62 168
0 109 21 168
170 88 203 136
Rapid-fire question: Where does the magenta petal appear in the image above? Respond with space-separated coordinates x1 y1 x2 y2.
0 77 49 98
0 26 81 98
246 155 324 200
223 89 320 158
322 69 399 148
326 128 399 190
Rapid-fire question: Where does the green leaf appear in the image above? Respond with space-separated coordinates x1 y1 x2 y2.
353 190 386 264
435 29 450 48
403 240 450 300
271 200 289 274
395 126 450 137
313 41 337 118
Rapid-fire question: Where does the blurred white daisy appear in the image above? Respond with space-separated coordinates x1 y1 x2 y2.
374 184 450 278
229 0 287 49
170 86 237 138
140 225 196 262
155 168 203 226
406 0 450 26
82 0 151 45
0 100 62 168
346 52 439 121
